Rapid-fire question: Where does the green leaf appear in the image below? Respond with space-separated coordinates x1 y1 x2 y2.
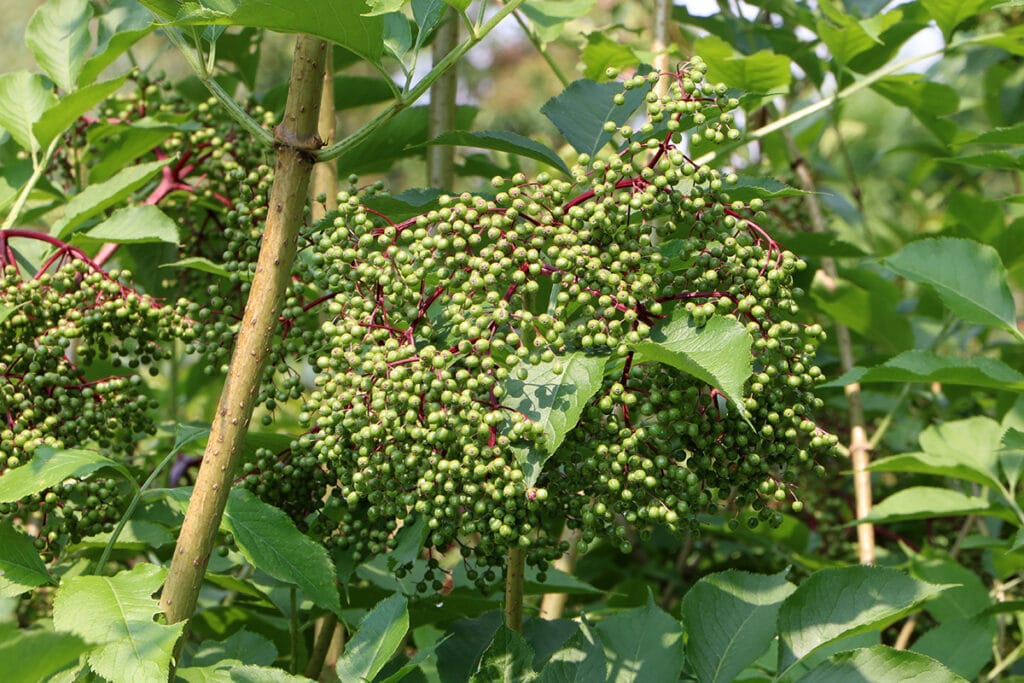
470 625 537 683
816 10 901 66
436 612 503 683
0 521 55 597
0 72 57 153
632 313 753 415
80 1 154 87
810 269 913 353
53 158 172 239
941 151 1024 170
223 489 340 614
695 35 792 93
79 205 180 245
725 175 808 202
0 446 131 503
595 597 685 683
871 74 960 142
911 615 995 679
52 564 186 682
364 0 406 15
428 130 570 176
336 594 409 682
0 624 89 683
882 238 1020 338
682 569 796 683
144 0 385 65
777 566 949 673
377 634 448 683
536 623 606 683
161 256 235 280
33 76 128 149
520 0 596 43
580 32 638 81
501 352 608 486
86 121 181 183
822 350 1024 392
797 645 968 683
191 631 278 668
962 122 1024 145
26 0 94 92
907 553 993 623
859 487 995 523
180 663 316 682
540 75 649 158
921 0 997 39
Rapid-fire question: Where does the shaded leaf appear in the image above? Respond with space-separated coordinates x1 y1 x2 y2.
0 624 89 683
810 269 913 353
470 626 537 683
540 75 649 158
595 598 685 683
162 256 235 279
429 130 570 175
682 569 795 683
502 352 607 486
52 564 185 682
80 205 180 245
536 623 605 683
0 446 131 504
725 175 808 201
911 615 995 680
822 350 1024 392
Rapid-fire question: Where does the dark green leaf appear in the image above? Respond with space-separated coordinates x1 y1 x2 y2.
907 553 993 624
883 238 1019 337
190 631 278 667
336 594 409 682
80 0 153 86
33 76 128 149
161 256 235 280
595 598 685 683
469 625 536 683
0 446 131 503
536 623 605 683
799 645 967 683
437 612 503 683
0 72 57 152
682 569 795 683
632 313 753 416
428 130 570 176
53 158 171 239
412 0 447 51
822 351 1024 392
26 0 94 92
52 564 185 682
911 615 995 679
0 521 55 597
501 352 608 486
810 269 913 353
859 487 995 523
725 175 808 201
224 489 341 614
540 75 648 158
777 566 948 673
79 205 180 245
0 624 89 683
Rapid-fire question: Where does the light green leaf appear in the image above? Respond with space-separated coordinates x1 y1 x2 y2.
942 151 1024 170
859 487 996 523
798 645 968 683
777 566 949 673
33 76 128 149
595 597 685 683
963 122 1024 145
816 11 901 66
26 0 93 93
540 75 649 158
80 205 180 245
80 1 154 87
180 663 315 682
469 626 537 683
364 0 406 15
921 0 997 39
883 238 1020 338
632 313 753 415
0 72 57 153
428 130 570 176
822 350 1024 392
0 522 55 597
161 256 235 279
223 489 340 614
53 158 171 239
580 32 638 81
725 175 808 202
682 569 796 683
695 35 791 93
0 624 89 683
520 0 596 43
52 564 185 682
501 352 608 486
336 594 409 682
0 446 131 504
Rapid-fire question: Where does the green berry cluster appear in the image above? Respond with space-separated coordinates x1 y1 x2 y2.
290 59 837 587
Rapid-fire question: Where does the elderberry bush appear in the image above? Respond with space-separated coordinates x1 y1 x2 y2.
286 59 838 587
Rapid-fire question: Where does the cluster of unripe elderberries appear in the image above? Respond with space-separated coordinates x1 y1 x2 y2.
286 59 837 587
